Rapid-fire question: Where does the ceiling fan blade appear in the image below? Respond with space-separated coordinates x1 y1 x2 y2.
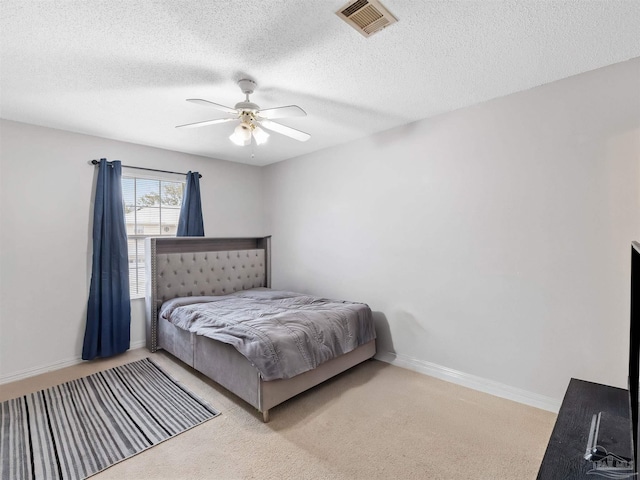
258 105 307 119
186 98 238 115
260 119 311 142
176 118 236 129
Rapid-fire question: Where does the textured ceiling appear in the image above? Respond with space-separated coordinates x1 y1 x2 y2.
1 1 639 166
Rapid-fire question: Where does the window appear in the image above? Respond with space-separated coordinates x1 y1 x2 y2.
122 175 185 298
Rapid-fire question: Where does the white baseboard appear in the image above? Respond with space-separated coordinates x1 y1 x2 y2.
0 340 147 385
0 357 86 385
375 351 561 413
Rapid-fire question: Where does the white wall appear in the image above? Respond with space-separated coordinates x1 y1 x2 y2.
263 58 640 408
0 120 264 381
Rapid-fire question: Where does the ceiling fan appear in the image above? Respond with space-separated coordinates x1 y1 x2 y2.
176 79 311 146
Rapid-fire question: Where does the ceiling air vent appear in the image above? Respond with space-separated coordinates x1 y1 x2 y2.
336 0 398 38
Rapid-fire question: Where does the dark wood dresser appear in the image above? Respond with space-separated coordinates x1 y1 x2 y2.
538 378 632 479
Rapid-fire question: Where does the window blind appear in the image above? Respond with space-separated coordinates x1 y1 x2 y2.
122 175 185 298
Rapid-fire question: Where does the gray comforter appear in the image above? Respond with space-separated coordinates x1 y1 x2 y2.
160 289 376 381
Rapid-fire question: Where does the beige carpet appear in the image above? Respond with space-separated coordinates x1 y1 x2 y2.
0 349 556 479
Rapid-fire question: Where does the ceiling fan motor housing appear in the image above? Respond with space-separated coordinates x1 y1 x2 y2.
234 101 260 112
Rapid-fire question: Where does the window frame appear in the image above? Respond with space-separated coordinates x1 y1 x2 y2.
122 169 185 299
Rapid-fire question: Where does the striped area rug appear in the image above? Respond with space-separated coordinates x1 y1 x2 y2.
0 357 220 480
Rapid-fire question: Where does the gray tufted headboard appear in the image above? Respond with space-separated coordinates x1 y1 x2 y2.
144 236 271 351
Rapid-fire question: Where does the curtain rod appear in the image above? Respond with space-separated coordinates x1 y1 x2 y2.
90 159 202 178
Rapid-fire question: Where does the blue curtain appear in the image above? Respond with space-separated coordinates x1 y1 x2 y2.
82 159 131 360
177 171 204 236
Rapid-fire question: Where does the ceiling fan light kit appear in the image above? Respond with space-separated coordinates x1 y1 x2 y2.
252 126 269 145
229 120 269 146
229 123 252 146
177 78 310 147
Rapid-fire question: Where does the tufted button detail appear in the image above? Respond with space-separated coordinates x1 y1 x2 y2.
156 249 266 301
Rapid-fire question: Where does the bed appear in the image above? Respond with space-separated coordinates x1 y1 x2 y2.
144 236 376 422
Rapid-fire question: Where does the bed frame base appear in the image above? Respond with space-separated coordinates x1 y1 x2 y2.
158 315 375 421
